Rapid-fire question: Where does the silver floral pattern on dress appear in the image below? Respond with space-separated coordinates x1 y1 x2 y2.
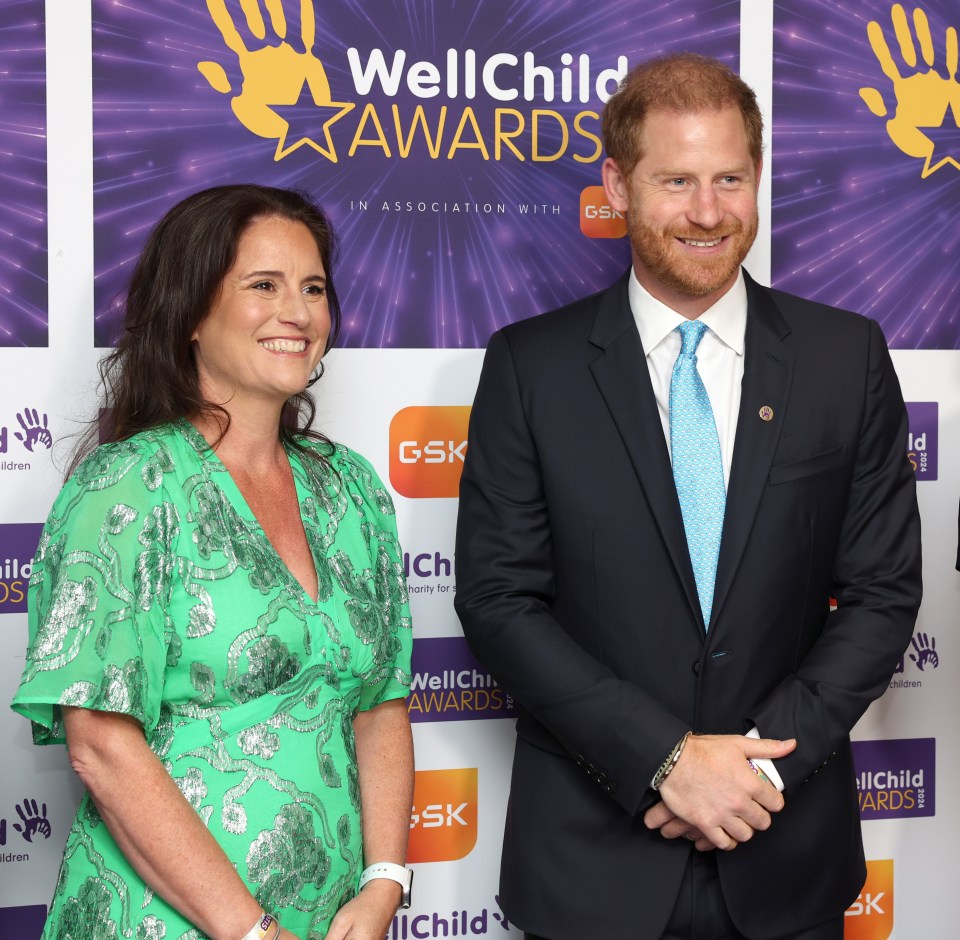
13 422 412 940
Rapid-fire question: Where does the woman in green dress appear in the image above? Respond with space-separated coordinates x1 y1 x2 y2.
11 185 414 940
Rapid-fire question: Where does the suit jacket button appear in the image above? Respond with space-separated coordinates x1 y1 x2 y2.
692 660 702 675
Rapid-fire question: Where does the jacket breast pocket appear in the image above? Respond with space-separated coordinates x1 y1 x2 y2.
768 442 848 485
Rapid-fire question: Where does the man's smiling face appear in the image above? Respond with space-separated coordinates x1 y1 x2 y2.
604 106 760 317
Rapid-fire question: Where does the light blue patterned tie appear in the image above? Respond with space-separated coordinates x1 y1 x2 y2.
670 320 726 628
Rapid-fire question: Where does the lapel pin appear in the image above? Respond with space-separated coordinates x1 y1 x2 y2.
758 405 774 422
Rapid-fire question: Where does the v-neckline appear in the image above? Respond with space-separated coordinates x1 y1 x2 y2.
176 419 321 605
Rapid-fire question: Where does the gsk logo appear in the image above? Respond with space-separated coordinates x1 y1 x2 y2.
389 406 471 499
407 768 478 863
844 859 893 940
580 185 626 238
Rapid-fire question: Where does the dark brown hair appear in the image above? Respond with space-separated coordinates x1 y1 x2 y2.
602 53 763 178
70 184 342 476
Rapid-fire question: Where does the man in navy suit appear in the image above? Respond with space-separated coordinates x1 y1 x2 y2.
455 54 921 940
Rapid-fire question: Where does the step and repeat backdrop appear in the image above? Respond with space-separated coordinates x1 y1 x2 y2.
2 1 959 937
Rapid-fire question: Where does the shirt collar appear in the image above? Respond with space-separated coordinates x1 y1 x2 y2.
628 268 748 357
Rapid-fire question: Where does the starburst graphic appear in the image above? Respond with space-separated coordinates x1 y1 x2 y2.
772 0 960 349
92 0 740 348
0 0 48 347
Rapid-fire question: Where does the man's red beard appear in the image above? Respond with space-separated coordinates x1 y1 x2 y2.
627 212 759 298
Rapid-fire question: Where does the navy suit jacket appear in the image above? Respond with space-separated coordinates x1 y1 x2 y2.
454 270 922 940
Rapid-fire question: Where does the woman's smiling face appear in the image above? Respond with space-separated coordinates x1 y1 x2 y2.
192 215 331 410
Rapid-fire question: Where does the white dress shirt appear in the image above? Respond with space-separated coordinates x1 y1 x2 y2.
629 268 785 792
628 268 746 486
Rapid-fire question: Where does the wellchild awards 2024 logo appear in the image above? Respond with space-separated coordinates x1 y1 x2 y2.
194 0 630 165
852 737 934 820
0 523 42 614
92 1 737 347
408 637 516 724
387 896 515 939
905 402 936 480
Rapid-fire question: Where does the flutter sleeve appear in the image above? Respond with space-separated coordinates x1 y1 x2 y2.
335 447 413 711
11 438 178 743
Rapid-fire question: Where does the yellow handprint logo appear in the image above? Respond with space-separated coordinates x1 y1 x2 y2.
198 0 354 162
859 4 960 178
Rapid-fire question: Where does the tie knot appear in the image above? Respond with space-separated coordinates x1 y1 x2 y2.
677 319 708 356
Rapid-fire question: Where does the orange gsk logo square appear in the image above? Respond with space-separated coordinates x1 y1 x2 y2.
389 406 471 499
580 185 626 238
844 859 893 940
406 768 478 863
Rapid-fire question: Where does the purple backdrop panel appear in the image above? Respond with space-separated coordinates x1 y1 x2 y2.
0 906 46 940
0 1 48 347
92 0 740 348
772 1 960 348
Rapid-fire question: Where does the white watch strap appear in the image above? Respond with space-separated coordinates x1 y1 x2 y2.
358 862 413 908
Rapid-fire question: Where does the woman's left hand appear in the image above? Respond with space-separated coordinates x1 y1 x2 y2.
323 879 403 939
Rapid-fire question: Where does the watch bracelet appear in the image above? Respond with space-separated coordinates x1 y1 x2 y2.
652 731 693 791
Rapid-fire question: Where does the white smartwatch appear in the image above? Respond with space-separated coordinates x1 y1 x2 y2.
358 861 414 909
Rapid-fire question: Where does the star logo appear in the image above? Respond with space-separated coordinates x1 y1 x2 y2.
918 97 960 177
270 76 355 162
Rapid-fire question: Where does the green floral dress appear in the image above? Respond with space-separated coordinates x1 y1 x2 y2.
11 420 412 940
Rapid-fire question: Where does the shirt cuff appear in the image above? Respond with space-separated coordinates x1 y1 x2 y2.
746 725 785 792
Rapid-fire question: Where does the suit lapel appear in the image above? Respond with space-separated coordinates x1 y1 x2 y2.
711 272 794 627
587 272 703 629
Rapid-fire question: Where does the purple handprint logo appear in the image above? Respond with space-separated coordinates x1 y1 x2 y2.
14 408 52 452
13 798 52 842
908 632 939 671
